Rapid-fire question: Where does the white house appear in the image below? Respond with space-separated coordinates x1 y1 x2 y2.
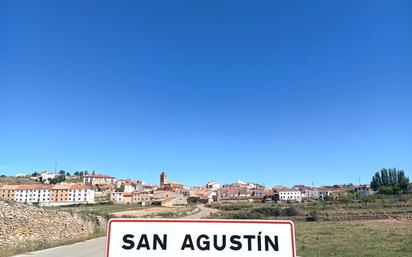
354 185 376 198
123 183 135 193
84 174 115 185
279 189 302 202
111 192 124 204
15 173 28 178
303 188 319 199
40 171 57 182
67 186 95 203
317 187 335 199
135 180 144 192
14 185 52 204
206 181 221 190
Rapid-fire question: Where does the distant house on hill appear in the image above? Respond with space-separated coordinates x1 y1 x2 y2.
83 174 115 185
279 189 302 202
15 173 29 178
354 185 376 198
205 181 221 190
40 171 57 182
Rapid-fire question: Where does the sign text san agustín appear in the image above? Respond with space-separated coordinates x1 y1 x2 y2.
106 219 296 257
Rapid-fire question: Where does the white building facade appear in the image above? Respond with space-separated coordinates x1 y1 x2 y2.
279 190 302 202
14 186 52 204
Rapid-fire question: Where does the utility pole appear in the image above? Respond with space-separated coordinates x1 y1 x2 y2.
54 162 57 174
358 177 361 186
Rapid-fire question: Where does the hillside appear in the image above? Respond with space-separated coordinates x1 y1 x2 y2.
0 176 39 185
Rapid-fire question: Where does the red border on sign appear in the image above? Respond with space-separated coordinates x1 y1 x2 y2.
105 219 296 257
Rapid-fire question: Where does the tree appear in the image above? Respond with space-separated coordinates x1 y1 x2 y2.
58 170 66 176
74 171 80 176
399 194 412 206
51 174 65 184
66 172 71 177
370 168 409 194
92 170 96 175
31 172 40 177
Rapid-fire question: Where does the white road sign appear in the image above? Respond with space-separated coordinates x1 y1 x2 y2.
106 219 296 257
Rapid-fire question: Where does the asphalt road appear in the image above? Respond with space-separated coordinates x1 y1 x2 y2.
179 204 217 219
14 237 106 257
14 205 216 257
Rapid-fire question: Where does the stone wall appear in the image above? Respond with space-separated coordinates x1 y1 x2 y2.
0 201 106 255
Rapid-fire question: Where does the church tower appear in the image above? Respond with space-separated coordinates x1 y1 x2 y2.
160 171 168 186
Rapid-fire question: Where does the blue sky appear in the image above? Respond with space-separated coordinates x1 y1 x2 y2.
0 0 411 187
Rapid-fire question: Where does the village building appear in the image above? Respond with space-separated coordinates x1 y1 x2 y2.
159 171 183 191
83 174 115 185
278 189 302 202
14 184 52 204
250 188 266 198
354 185 376 198
115 180 138 193
122 193 133 204
330 188 348 200
39 171 57 182
111 192 124 204
271 186 288 201
151 197 174 207
49 183 95 205
205 181 221 191
93 191 111 203
152 190 188 206
132 191 152 205
0 185 18 201
189 187 214 203
0 183 95 206
142 183 157 192
293 185 319 199
15 173 29 177
92 183 115 193
135 180 144 192
317 187 347 200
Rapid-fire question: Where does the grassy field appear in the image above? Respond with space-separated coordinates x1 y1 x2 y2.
208 198 412 221
0 176 39 184
208 200 412 257
296 219 412 257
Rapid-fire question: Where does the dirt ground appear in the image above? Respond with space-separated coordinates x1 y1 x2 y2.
110 206 182 217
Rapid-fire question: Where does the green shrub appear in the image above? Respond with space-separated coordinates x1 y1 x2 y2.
231 212 264 219
282 207 298 216
214 204 252 211
305 215 318 222
251 207 281 217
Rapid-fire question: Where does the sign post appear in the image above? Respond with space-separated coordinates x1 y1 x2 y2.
106 219 296 257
